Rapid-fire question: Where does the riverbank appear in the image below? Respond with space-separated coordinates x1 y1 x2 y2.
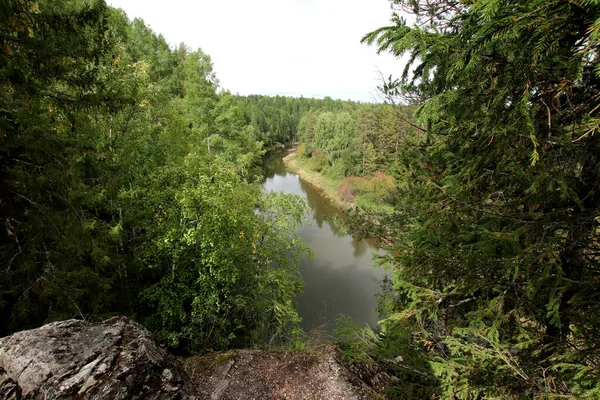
264 148 386 333
282 151 395 215
282 151 355 212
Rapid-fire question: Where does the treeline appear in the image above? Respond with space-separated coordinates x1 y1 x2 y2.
239 96 420 211
235 94 364 148
293 103 417 210
0 0 308 353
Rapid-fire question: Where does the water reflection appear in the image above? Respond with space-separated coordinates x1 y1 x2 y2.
262 150 386 334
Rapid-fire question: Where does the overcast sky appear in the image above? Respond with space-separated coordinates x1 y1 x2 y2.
106 0 405 102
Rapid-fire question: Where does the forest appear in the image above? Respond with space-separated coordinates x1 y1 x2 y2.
2 0 600 398
0 0 313 353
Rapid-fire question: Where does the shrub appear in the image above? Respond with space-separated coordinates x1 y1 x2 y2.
325 162 346 180
309 149 329 172
296 142 307 158
371 171 396 202
338 172 396 204
337 183 355 203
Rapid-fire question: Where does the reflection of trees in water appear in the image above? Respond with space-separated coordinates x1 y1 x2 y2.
299 178 343 233
296 258 382 333
298 178 381 260
352 236 368 258
263 151 383 270
261 152 390 332
262 149 288 179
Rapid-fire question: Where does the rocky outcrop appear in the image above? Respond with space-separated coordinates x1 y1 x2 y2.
0 317 195 399
0 318 392 399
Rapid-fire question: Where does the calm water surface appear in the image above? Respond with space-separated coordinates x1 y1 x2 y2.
262 150 386 334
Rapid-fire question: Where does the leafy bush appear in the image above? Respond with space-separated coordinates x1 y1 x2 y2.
296 142 307 157
334 315 378 364
334 314 439 399
324 161 347 180
337 183 356 203
370 171 396 202
337 172 396 205
308 149 329 172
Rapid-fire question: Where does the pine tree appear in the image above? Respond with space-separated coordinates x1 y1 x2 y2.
363 0 600 397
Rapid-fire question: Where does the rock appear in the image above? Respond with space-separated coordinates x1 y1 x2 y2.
0 317 196 400
0 318 393 399
344 361 397 393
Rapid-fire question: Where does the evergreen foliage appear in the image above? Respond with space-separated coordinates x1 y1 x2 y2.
360 0 600 397
235 94 364 147
0 0 308 354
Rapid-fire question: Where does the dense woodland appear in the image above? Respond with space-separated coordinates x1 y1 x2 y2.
0 0 315 353
293 101 417 211
2 0 600 398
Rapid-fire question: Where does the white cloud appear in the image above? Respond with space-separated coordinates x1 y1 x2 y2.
107 0 407 102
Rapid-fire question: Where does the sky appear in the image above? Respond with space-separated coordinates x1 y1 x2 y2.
106 0 405 102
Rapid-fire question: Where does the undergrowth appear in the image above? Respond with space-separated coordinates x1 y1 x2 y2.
334 314 440 399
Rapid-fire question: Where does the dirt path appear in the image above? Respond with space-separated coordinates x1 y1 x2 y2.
184 345 388 400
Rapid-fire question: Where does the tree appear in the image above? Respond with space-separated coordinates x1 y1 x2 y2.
0 0 136 334
140 156 308 353
183 49 218 153
298 111 317 147
363 0 600 397
0 2 309 357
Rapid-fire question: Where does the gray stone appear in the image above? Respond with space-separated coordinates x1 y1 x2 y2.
0 317 196 399
0 317 393 399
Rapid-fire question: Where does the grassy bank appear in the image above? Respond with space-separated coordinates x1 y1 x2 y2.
283 151 395 214
282 151 354 211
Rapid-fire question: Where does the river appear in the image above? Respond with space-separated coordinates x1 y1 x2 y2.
262 150 386 335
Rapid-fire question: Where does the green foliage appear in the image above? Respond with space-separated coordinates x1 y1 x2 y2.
0 1 308 356
307 149 329 173
338 172 397 207
290 95 420 215
335 314 438 399
361 0 600 397
235 94 364 148
334 315 379 364
297 103 419 179
139 160 309 352
0 0 137 332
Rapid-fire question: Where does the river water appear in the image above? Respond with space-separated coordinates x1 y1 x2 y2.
262 150 386 334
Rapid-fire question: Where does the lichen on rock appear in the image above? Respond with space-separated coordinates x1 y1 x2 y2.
0 317 195 399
